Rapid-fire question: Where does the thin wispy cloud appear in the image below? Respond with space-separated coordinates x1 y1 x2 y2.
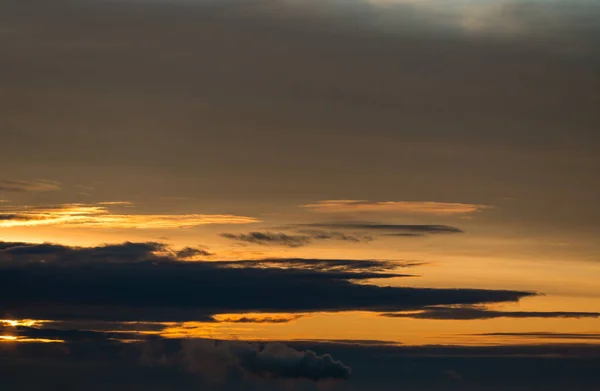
221 231 372 248
382 306 600 320
212 314 304 324
303 200 491 215
0 179 61 192
300 223 464 235
474 332 600 341
0 203 259 229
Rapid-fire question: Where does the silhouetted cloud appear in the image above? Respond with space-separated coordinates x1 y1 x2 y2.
221 230 371 248
299 223 464 235
0 240 168 264
382 306 600 320
0 179 60 192
175 247 213 258
222 232 311 247
217 258 420 273
0 240 533 321
213 315 304 324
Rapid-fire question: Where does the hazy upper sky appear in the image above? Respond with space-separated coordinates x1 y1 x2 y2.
1 1 599 390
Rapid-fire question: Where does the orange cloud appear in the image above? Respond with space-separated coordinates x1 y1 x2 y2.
302 200 491 215
0 203 259 229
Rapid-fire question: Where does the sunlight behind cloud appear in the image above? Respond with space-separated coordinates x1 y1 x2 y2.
0 203 259 229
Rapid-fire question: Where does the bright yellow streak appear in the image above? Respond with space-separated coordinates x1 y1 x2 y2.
0 203 259 229
0 335 64 343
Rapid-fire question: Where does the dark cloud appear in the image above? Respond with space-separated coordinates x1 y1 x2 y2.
0 179 60 192
299 223 464 235
175 246 213 258
221 230 371 248
0 240 533 321
381 306 600 320
0 240 168 264
217 258 420 273
215 315 304 324
222 232 312 248
172 340 351 382
296 229 373 243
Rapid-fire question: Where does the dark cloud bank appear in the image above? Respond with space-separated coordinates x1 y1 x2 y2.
0 240 535 322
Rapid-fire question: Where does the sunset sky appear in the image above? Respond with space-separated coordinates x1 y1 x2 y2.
1 0 599 390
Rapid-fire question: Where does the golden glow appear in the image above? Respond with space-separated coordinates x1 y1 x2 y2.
303 200 491 215
0 203 260 229
0 335 64 343
1 319 47 327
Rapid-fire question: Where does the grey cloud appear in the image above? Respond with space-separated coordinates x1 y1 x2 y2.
146 339 352 382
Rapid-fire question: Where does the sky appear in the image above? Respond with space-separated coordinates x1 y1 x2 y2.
0 0 599 390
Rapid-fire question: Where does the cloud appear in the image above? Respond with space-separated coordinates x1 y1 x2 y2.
299 223 464 235
0 179 61 192
212 314 304 324
222 232 311 248
381 305 600 320
217 258 420 273
221 230 372 248
175 247 213 258
303 200 491 215
0 203 259 228
0 240 169 264
143 339 351 382
0 240 534 322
